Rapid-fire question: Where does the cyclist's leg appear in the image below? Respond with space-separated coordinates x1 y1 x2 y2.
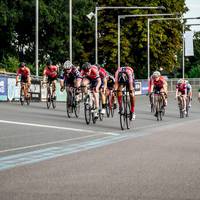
92 80 100 117
74 78 82 102
129 81 136 120
117 84 123 113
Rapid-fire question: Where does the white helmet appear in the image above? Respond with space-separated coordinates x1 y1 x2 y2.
63 60 73 70
177 79 184 84
153 71 161 78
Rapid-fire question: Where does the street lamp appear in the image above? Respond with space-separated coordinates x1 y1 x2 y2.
88 6 166 64
69 0 72 63
148 17 200 79
118 13 177 68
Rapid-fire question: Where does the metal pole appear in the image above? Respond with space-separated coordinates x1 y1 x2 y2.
35 0 39 77
182 23 185 79
147 19 150 80
117 13 176 76
95 6 166 66
69 0 72 63
118 16 121 68
95 7 98 64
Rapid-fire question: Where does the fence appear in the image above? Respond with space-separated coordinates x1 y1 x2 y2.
1 72 200 102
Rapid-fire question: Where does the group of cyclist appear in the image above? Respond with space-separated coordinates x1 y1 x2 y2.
16 60 194 121
148 70 192 116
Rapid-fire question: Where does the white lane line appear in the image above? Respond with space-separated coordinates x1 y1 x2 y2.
0 119 98 133
0 134 108 154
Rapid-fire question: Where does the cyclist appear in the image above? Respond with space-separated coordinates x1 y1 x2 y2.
185 80 192 107
150 71 168 114
175 79 187 113
96 64 108 114
60 60 82 106
148 74 155 109
81 62 101 118
16 62 31 99
106 73 117 109
114 65 136 120
43 60 58 99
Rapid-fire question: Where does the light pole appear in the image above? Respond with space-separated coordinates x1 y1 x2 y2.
69 0 72 63
35 0 39 77
148 17 200 79
118 13 176 68
94 6 166 64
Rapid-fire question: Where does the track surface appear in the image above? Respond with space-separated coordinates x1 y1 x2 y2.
1 94 200 200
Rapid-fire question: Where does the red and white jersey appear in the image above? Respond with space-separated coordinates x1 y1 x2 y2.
99 67 108 80
81 65 100 80
43 65 58 78
176 83 186 94
115 66 134 83
17 67 30 78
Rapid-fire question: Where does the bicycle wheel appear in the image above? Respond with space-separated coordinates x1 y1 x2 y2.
120 95 126 130
46 87 51 109
98 94 103 121
66 92 73 118
125 94 131 129
106 96 110 118
84 95 91 124
26 95 30 106
154 95 159 121
20 88 24 106
52 97 56 109
74 100 80 118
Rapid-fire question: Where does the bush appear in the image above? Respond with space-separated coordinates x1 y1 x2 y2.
2 56 20 73
188 65 200 78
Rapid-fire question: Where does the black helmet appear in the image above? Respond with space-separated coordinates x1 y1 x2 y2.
82 62 91 71
46 60 52 66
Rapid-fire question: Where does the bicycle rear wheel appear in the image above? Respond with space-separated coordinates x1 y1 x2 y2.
26 95 30 106
120 95 126 130
126 95 131 129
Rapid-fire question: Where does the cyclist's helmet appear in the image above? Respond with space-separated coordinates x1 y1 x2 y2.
46 60 52 66
177 79 184 84
19 62 26 68
82 62 91 72
153 71 161 78
63 60 73 70
95 64 101 70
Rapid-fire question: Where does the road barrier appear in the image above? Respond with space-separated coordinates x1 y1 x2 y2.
0 73 200 102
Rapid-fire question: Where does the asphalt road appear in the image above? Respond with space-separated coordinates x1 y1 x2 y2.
0 93 200 200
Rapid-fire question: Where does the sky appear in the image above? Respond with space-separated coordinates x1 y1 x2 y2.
184 0 200 31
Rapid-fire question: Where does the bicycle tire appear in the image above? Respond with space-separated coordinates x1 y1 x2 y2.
74 101 80 118
84 95 91 124
120 95 126 130
126 98 131 129
106 96 110 118
52 98 56 109
26 95 30 106
66 92 73 118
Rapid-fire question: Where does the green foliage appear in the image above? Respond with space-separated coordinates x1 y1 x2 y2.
1 0 198 79
188 64 200 78
2 56 19 73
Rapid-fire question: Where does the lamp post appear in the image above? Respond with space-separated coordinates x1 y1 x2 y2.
148 17 200 79
93 6 166 64
118 13 176 68
69 0 72 63
35 0 39 77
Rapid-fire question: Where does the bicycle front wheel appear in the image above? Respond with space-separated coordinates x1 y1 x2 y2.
84 95 91 124
74 101 80 118
52 98 56 109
